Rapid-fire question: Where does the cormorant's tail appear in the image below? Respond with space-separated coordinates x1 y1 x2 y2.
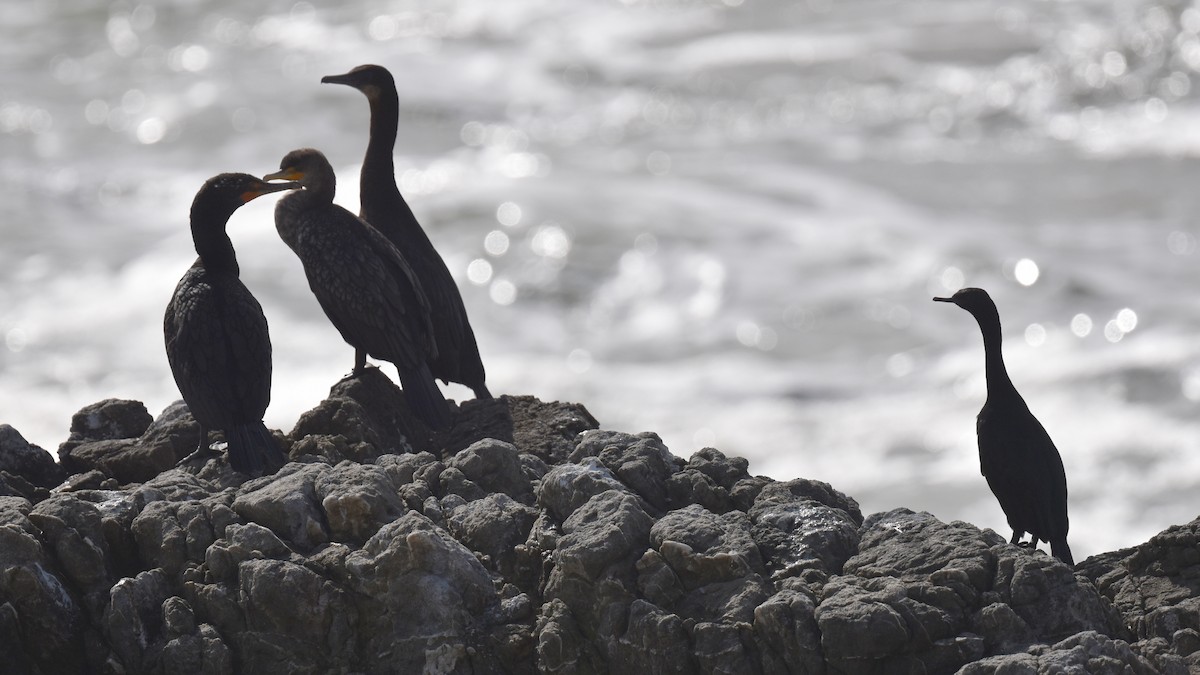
399 363 453 430
226 421 286 476
1051 538 1074 566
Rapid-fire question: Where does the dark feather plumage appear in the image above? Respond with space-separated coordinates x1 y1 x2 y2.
935 287 1073 566
164 173 294 475
268 148 452 429
322 64 491 399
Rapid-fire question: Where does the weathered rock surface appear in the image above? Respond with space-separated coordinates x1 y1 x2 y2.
56 399 196 484
0 424 64 491
1 374 1197 674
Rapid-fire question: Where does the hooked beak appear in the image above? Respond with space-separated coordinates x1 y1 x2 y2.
932 296 955 303
321 71 353 86
240 179 300 203
264 167 304 183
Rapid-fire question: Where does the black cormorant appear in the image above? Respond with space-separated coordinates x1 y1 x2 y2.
164 173 295 475
321 64 492 400
265 148 452 429
934 287 1073 565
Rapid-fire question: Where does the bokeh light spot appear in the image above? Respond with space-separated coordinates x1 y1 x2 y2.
567 348 592 374
1014 258 1039 286
886 352 914 378
1115 308 1137 332
121 89 146 114
461 121 485 146
369 15 398 41
697 259 726 288
84 100 109 125
736 321 760 347
1104 320 1124 343
1145 97 1168 123
130 4 156 30
1167 231 1195 255
646 150 671 175
531 224 570 259
940 266 964 291
496 201 521 227
180 45 211 72
1070 313 1092 337
635 233 658 255
484 230 510 256
6 328 28 353
489 278 516 305
466 258 493 285
136 118 165 144
1024 323 1046 347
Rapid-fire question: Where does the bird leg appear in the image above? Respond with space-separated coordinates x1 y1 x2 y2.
1010 531 1034 548
177 427 221 468
337 350 370 383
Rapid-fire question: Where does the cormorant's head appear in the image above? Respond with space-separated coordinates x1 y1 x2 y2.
192 173 299 221
321 64 395 103
263 148 334 192
933 287 999 318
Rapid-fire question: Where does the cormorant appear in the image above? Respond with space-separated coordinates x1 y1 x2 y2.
164 173 296 475
934 287 1073 565
321 64 492 399
265 148 453 429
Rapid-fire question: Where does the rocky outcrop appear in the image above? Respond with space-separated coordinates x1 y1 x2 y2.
0 424 64 502
56 399 191 484
0 369 1197 674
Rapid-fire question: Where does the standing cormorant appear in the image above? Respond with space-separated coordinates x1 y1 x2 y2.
321 64 492 399
164 173 296 475
934 287 1073 565
265 148 452 430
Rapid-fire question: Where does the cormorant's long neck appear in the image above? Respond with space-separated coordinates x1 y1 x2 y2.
190 206 239 275
974 310 1014 398
363 89 401 203
303 165 338 205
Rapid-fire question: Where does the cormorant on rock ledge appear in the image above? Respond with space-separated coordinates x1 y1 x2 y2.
164 173 295 476
266 147 453 430
934 287 1074 566
322 63 492 400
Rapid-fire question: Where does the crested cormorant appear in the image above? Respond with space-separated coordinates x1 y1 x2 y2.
265 148 452 430
164 173 296 475
321 64 492 400
934 287 1073 565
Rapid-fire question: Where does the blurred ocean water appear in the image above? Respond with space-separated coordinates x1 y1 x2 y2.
2 0 1199 561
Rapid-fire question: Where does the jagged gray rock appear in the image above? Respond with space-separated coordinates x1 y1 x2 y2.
447 492 540 588
0 424 64 489
2 383 1198 674
54 401 214 484
345 511 497 674
64 398 154 445
231 463 330 550
0 495 87 673
959 630 1171 674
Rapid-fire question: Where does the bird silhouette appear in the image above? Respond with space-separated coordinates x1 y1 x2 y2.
321 64 492 400
934 287 1073 565
266 148 452 430
165 173 296 475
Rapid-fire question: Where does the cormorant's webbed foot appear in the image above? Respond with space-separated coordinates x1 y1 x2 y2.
339 351 372 383
178 441 222 469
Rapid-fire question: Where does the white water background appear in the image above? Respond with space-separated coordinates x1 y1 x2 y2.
4 0 1200 561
